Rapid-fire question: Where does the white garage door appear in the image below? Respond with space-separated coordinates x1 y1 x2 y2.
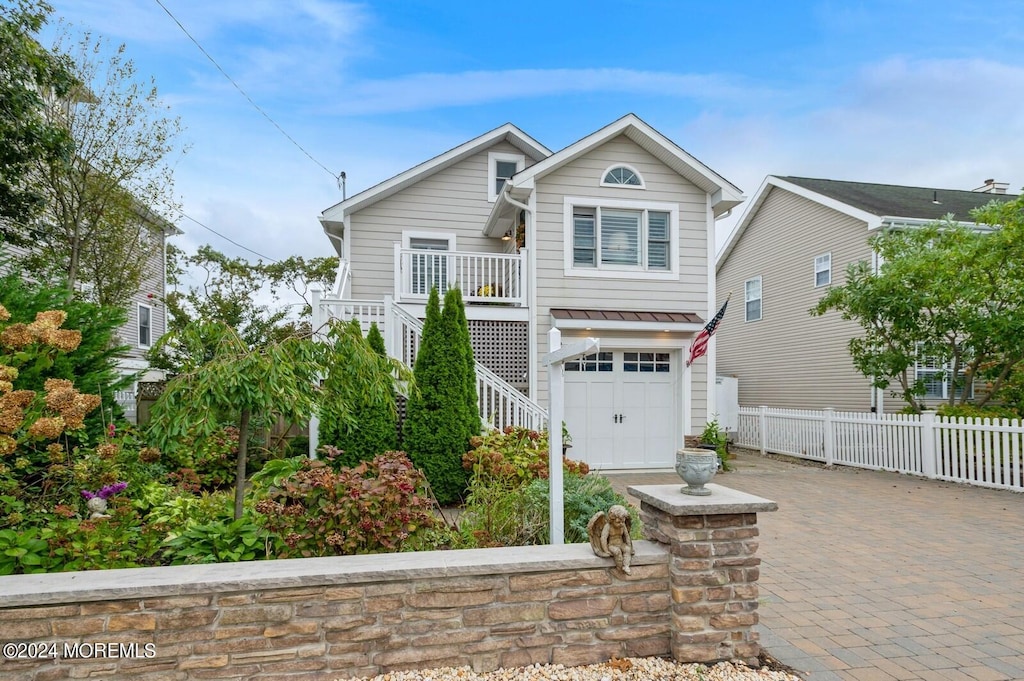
563 349 678 469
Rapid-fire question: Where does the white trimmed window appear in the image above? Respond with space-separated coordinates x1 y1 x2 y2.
915 348 973 402
488 152 525 202
138 303 152 348
600 164 645 188
744 277 762 322
403 231 456 295
814 253 831 287
563 197 678 279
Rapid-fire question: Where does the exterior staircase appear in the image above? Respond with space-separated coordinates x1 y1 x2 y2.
311 288 548 437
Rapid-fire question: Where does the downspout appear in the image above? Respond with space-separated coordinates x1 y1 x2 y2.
501 185 538 401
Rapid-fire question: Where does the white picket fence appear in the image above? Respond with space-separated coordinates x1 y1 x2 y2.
737 406 1024 492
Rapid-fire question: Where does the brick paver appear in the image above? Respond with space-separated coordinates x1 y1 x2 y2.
607 450 1024 681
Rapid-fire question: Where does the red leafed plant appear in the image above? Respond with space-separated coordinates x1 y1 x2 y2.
254 451 437 558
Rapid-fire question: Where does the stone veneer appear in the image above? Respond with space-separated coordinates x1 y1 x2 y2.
629 483 778 665
0 485 775 680
0 543 671 680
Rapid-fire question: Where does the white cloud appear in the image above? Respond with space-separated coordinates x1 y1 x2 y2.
327 68 771 115
701 56 1024 250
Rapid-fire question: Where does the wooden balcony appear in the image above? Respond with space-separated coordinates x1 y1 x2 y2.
394 245 526 306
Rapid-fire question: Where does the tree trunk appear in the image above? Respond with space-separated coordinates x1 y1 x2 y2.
234 408 251 520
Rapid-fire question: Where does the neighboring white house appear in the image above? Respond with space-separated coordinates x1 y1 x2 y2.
317 114 744 470
715 175 1017 413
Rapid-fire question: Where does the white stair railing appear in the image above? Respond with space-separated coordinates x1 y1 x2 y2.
316 292 547 432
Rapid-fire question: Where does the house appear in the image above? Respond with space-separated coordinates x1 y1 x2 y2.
715 175 1017 413
316 114 744 470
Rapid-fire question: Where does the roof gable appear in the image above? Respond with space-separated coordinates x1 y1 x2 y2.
717 175 1018 271
506 114 743 217
320 123 550 224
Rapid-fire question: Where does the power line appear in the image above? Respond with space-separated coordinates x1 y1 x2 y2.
180 212 278 263
153 0 341 182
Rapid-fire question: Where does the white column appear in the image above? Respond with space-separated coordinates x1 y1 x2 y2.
759 406 768 456
547 327 564 545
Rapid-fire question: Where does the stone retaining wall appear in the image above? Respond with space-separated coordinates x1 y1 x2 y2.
0 543 670 680
0 485 776 680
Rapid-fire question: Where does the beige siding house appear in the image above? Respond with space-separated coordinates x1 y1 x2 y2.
716 175 1016 413
318 115 744 470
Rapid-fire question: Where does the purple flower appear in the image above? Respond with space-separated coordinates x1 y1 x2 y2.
81 481 128 501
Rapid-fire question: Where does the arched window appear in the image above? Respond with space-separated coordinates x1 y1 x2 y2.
601 165 644 188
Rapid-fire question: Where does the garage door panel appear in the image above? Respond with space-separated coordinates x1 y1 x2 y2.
565 349 679 470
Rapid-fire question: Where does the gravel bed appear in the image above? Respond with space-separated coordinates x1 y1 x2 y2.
343 657 803 681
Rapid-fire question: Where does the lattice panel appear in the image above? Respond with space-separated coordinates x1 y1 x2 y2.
467 320 528 390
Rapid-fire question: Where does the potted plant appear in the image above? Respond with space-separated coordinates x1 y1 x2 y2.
699 418 730 472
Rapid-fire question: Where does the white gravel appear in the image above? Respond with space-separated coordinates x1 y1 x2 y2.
344 657 802 681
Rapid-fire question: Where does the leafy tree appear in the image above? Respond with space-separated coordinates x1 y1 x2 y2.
402 287 476 504
148 319 405 519
813 195 1024 411
443 287 479 437
15 26 183 305
0 269 129 440
317 320 398 468
150 244 338 374
0 0 74 233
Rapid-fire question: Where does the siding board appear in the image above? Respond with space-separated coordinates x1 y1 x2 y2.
716 188 878 411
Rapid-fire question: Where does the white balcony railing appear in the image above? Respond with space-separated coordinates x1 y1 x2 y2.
394 245 525 306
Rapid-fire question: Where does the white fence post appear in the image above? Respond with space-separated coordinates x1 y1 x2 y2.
759 406 767 455
823 407 835 466
920 410 938 478
383 294 396 360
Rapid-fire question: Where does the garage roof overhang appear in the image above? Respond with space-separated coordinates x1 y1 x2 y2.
550 308 705 333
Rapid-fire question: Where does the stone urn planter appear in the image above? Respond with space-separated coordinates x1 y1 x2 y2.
675 448 718 496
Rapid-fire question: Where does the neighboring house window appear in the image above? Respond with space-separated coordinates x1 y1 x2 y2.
488 152 525 202
814 253 831 287
403 231 456 295
744 277 762 322
563 197 678 279
601 164 644 188
915 349 973 402
138 303 152 348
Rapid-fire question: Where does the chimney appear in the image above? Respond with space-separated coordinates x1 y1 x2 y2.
973 178 1009 194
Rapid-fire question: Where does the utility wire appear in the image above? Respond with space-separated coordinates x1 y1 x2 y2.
180 212 278 263
153 0 341 182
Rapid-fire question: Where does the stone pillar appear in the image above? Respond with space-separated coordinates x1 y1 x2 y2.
627 483 777 666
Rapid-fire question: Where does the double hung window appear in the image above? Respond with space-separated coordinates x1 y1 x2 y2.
744 277 762 322
567 198 675 275
814 253 831 287
138 304 152 348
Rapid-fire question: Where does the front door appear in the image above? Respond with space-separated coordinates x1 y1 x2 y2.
564 349 678 469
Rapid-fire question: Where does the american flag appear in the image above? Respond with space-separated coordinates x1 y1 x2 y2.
686 295 730 367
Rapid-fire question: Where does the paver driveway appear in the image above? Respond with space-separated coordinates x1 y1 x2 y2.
606 450 1024 681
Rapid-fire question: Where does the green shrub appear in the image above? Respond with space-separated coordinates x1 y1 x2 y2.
522 473 641 544
254 451 437 558
163 516 269 565
318 319 398 468
402 288 471 504
935 404 1020 420
700 418 730 471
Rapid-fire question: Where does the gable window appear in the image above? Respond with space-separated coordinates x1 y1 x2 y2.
488 152 525 202
601 164 644 188
138 303 152 348
814 253 831 287
744 277 762 322
564 197 678 279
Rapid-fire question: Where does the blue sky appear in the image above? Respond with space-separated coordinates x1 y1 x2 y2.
42 0 1024 263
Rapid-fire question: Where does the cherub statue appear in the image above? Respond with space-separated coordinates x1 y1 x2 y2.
587 505 635 575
